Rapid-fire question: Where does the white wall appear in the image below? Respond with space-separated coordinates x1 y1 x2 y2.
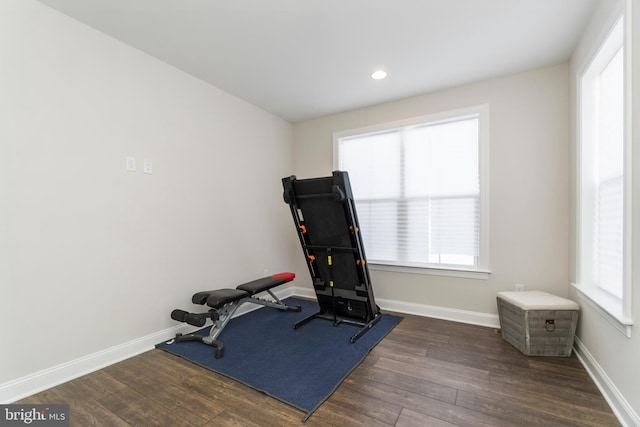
293 64 570 317
568 0 640 424
0 0 294 395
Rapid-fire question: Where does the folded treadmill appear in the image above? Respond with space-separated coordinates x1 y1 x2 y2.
282 171 380 343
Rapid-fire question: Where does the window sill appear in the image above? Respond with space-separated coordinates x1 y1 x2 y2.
369 263 490 280
571 283 633 337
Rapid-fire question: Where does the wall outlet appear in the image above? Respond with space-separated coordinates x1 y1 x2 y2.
515 283 525 292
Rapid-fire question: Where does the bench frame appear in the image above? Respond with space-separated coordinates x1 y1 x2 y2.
169 273 300 358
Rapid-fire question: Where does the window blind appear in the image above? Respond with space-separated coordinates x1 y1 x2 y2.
594 46 624 298
338 116 480 269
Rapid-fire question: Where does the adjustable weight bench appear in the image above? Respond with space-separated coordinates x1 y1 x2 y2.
170 272 300 358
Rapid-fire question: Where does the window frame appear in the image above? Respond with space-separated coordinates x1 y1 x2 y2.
574 10 633 337
333 104 490 279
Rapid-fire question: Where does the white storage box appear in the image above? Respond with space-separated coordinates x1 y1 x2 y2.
497 291 579 357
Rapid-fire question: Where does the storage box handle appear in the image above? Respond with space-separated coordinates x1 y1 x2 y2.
545 319 555 332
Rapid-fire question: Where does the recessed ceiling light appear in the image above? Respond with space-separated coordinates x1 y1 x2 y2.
371 70 387 80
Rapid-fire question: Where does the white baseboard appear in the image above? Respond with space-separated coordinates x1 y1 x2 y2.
0 287 296 404
376 297 500 328
292 286 500 328
0 323 193 404
573 337 640 427
17 286 626 413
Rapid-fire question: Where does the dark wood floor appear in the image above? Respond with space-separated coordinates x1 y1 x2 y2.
17 311 620 426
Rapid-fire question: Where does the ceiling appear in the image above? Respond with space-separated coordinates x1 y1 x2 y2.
36 0 599 123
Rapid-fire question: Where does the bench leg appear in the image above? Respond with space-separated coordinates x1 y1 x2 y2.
170 290 301 358
170 302 242 359
174 333 224 359
207 303 242 341
248 290 302 312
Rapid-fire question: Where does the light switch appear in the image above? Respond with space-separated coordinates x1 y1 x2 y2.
143 159 153 174
126 157 136 172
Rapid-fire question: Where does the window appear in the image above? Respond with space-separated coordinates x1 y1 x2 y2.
577 15 631 334
334 105 489 276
